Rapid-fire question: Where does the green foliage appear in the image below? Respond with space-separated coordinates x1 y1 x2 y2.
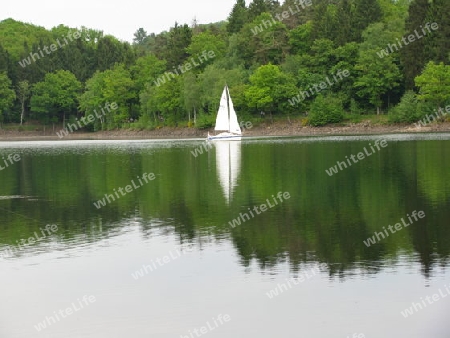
354 22 402 113
164 23 192 69
352 0 383 42
335 0 352 46
400 0 429 89
96 36 136 72
196 112 216 129
415 62 450 107
140 76 183 126
388 90 420 123
30 70 81 124
312 3 339 42
133 28 147 46
0 72 16 122
245 64 297 114
289 22 313 55
227 0 248 34
79 64 135 129
427 0 450 63
130 54 166 91
236 12 289 67
247 0 278 22
186 31 226 66
308 94 345 126
0 18 51 59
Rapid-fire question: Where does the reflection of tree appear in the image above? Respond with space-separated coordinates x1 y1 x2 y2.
0 140 449 278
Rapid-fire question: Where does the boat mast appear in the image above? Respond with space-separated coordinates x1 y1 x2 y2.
226 85 231 133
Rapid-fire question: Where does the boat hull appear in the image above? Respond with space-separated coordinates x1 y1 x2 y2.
207 132 242 141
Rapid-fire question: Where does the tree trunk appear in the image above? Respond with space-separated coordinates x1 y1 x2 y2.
20 98 25 125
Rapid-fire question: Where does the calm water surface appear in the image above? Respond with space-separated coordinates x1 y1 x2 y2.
0 135 449 338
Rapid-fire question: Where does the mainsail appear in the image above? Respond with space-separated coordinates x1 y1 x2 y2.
214 86 242 135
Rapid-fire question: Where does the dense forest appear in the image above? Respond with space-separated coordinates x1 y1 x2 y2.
0 0 449 130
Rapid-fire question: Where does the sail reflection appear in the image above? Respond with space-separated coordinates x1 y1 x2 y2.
215 141 241 204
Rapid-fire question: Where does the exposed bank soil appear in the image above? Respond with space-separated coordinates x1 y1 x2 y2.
1 120 450 141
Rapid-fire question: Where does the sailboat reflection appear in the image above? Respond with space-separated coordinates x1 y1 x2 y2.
215 141 241 204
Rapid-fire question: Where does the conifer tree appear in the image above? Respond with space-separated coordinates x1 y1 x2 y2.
227 0 248 34
401 0 429 89
335 0 353 46
426 0 450 64
352 0 382 42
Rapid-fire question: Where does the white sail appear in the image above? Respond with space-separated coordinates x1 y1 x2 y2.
214 86 242 134
214 87 230 131
228 94 242 135
215 141 241 204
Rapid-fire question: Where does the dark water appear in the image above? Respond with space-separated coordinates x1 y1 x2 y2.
0 135 449 338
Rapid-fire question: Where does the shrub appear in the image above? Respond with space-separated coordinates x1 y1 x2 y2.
308 94 344 126
350 99 362 115
389 91 419 123
389 91 438 124
196 113 215 129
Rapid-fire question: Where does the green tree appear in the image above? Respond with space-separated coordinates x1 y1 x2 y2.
415 62 450 107
186 31 226 66
16 80 30 125
426 0 450 64
279 0 310 29
248 0 279 21
164 23 192 69
288 21 313 55
143 77 183 126
182 72 201 126
0 45 10 74
308 94 344 126
96 36 136 71
244 64 297 117
401 0 430 89
0 72 16 123
354 23 402 114
388 90 423 123
311 3 338 43
30 70 81 126
79 64 135 129
133 28 147 45
130 54 166 92
352 0 383 42
227 0 248 34
335 0 353 46
330 42 359 105
236 13 289 67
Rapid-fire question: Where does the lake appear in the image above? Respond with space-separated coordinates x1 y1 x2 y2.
0 135 449 338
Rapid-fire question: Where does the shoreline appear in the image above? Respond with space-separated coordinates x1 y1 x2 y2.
1 121 449 141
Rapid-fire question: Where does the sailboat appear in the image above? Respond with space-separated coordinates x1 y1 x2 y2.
207 85 242 141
